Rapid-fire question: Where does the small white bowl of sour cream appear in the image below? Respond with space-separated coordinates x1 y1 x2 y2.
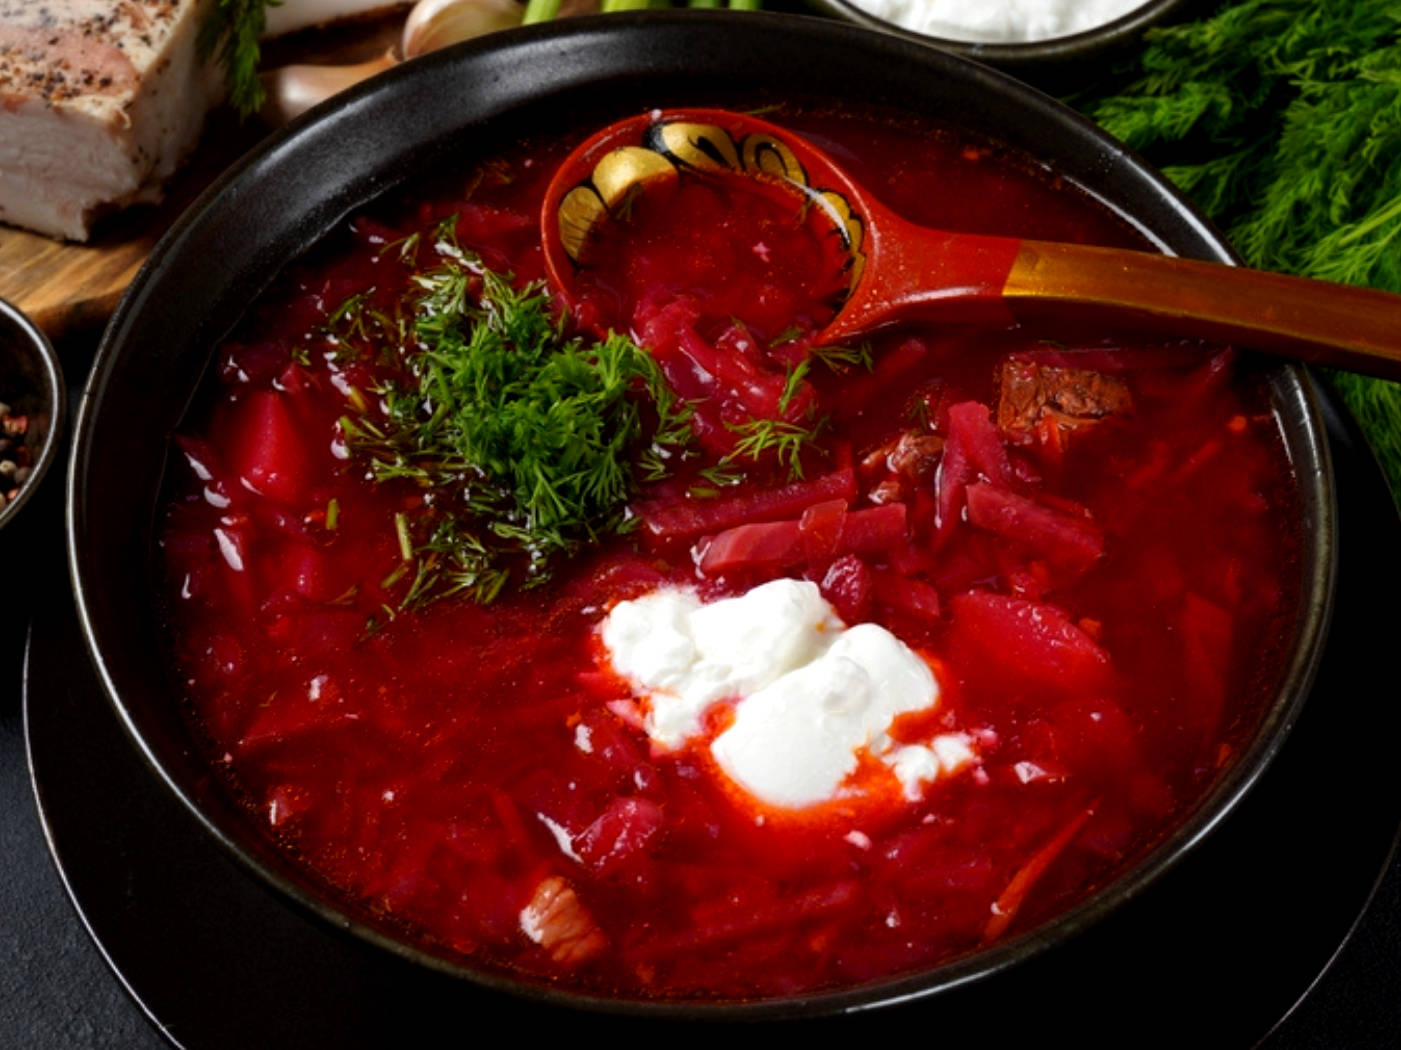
810 0 1191 81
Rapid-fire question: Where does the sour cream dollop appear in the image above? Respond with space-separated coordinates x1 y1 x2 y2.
844 0 1149 44
599 579 975 810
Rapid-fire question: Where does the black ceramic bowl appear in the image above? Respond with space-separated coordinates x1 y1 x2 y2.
0 298 65 537
807 0 1191 85
69 11 1334 1019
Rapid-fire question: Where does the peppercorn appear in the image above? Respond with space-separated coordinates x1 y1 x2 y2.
0 400 33 505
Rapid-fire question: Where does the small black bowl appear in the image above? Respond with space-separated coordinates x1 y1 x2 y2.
0 298 65 539
69 10 1334 1019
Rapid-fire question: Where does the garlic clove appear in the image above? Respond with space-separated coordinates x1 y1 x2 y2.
264 0 414 38
261 51 400 125
402 0 526 58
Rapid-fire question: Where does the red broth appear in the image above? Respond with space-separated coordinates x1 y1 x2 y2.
157 107 1300 1000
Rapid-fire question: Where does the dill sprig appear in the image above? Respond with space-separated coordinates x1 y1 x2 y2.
342 244 692 606
808 343 875 373
708 341 863 483
198 0 278 119
723 416 827 480
1073 0 1401 497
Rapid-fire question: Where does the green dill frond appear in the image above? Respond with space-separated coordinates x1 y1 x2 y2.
198 0 277 119
379 230 423 265
778 359 811 415
808 342 874 373
1074 0 1401 496
697 463 743 487
723 416 827 480
340 234 698 606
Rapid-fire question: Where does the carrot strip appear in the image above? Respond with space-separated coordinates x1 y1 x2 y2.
487 787 536 861
984 803 1096 942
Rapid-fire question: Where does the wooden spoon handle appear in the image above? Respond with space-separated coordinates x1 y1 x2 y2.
1004 241 1401 379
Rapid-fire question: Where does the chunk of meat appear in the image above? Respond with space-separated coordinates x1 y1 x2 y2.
862 430 945 480
519 876 608 967
861 429 945 504
888 430 945 478
0 1 222 241
997 360 1131 434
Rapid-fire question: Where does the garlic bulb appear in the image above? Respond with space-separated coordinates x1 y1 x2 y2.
261 0 531 125
402 0 525 57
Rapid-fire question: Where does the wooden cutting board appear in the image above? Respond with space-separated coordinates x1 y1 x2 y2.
0 112 269 343
0 229 147 342
0 15 401 344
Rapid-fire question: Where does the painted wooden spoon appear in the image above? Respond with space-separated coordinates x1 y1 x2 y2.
542 107 1401 378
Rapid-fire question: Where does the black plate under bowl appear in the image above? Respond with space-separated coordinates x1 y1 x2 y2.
67 10 1333 1018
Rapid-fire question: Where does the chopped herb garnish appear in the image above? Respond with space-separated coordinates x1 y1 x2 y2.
697 463 744 487
394 511 414 562
327 583 359 607
768 325 806 347
723 416 827 480
324 291 407 368
343 241 692 606
379 231 423 265
809 343 874 373
904 395 934 429
778 360 811 415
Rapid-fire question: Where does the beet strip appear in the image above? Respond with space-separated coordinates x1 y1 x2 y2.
964 482 1104 570
637 467 857 544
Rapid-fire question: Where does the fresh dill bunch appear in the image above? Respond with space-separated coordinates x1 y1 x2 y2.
346 248 693 604
198 0 278 119
1074 0 1401 498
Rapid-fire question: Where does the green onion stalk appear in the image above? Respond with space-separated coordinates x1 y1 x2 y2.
521 0 564 20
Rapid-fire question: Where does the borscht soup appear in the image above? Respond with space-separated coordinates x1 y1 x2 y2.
156 105 1303 1002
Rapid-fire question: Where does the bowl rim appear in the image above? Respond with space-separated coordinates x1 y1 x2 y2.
807 0 1192 66
67 9 1337 1019
0 296 66 533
